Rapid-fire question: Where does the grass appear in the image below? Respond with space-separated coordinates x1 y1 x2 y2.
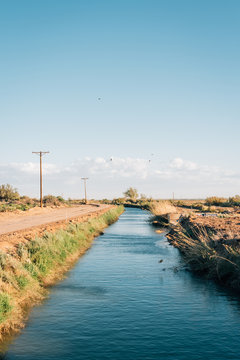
0 203 35 213
146 200 177 226
0 294 12 323
167 217 240 290
0 205 124 339
147 200 176 216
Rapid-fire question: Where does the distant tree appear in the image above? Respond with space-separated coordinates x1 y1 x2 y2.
0 184 20 201
229 195 240 206
123 187 138 201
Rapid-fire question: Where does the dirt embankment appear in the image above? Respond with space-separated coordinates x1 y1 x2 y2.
166 212 240 291
0 204 112 252
184 213 240 241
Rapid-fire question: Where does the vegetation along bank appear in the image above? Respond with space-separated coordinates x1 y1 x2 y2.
0 205 124 341
130 194 240 292
167 214 240 291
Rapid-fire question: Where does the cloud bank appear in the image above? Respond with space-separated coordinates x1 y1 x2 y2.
0 157 239 199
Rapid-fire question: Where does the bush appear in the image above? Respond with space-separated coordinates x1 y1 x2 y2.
20 196 36 206
100 199 111 204
229 195 240 206
205 197 227 206
123 187 138 201
112 198 125 205
0 184 20 202
43 195 61 206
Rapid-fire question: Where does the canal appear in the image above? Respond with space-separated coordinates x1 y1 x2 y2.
2 208 240 359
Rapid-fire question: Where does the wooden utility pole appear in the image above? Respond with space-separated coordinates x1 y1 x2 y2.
32 151 50 207
81 177 89 204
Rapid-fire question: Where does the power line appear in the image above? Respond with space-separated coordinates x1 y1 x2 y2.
32 151 50 208
81 177 89 204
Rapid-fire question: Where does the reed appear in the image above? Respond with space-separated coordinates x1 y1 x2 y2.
168 217 240 290
148 200 176 216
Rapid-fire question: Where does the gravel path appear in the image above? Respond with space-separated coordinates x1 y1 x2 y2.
0 204 111 236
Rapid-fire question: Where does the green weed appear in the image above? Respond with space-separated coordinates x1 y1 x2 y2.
0 293 12 322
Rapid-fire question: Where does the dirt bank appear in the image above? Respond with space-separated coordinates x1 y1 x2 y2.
0 205 112 251
184 213 240 238
167 213 240 291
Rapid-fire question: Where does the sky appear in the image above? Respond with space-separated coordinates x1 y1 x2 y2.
0 0 240 199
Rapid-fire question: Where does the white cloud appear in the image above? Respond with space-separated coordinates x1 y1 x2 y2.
170 158 198 170
0 156 239 198
9 162 60 175
64 157 150 180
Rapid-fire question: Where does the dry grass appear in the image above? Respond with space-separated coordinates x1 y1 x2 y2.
148 200 178 226
148 200 176 216
167 217 240 290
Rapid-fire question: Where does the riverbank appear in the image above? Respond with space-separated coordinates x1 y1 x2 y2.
0 205 124 340
142 200 240 291
0 204 112 252
167 215 240 291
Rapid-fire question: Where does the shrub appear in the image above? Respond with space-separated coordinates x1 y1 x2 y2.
205 195 240 207
43 195 61 206
0 184 20 202
229 195 240 206
112 198 125 205
123 187 138 201
20 196 36 206
205 197 227 206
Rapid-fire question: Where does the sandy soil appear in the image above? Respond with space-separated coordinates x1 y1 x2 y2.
186 212 240 238
0 204 112 251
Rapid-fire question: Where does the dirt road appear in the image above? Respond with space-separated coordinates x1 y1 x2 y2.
0 204 111 236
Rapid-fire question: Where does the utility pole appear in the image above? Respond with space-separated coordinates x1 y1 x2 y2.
172 192 175 202
81 177 89 204
32 151 50 208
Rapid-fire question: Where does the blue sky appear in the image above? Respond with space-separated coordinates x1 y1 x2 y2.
0 0 240 199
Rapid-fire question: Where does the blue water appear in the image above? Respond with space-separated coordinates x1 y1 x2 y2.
2 208 240 359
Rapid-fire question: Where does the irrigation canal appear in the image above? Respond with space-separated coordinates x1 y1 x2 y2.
2 208 240 359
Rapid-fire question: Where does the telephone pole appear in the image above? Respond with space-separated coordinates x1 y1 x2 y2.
81 177 89 204
32 151 50 208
